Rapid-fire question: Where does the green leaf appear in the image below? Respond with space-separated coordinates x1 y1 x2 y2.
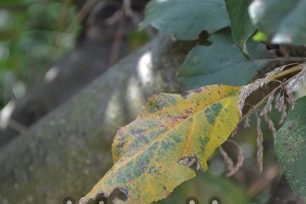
178 31 269 89
80 85 241 204
140 0 230 40
275 96 306 199
225 0 255 54
156 173 249 204
249 0 306 44
252 31 268 42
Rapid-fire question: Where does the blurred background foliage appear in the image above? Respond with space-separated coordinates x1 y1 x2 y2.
0 1 281 203
0 0 78 108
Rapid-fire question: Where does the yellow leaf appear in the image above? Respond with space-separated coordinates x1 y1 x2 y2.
80 85 241 204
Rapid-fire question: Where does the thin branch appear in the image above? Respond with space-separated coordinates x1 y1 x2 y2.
66 0 99 34
108 10 126 67
248 165 280 197
220 140 244 177
8 119 28 134
267 64 303 81
123 0 141 25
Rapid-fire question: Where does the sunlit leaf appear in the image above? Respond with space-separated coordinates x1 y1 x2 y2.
249 0 306 44
178 31 269 89
275 96 306 199
140 0 230 40
80 85 241 204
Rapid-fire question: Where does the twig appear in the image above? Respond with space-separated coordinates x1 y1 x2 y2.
248 165 280 197
108 10 126 67
8 118 28 134
123 0 141 25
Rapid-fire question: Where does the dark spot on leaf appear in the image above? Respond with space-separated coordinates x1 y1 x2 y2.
130 136 149 149
184 108 193 116
161 140 175 150
199 136 209 154
164 95 178 105
116 144 156 182
116 141 124 149
130 128 145 138
200 136 209 145
170 114 189 123
117 128 125 137
156 100 164 109
148 165 163 175
147 99 160 113
204 103 223 124
169 133 182 143
288 122 295 130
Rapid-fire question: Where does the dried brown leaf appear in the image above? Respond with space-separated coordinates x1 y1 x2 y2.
256 114 264 173
220 140 244 177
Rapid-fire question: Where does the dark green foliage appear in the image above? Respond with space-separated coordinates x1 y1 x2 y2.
178 31 269 89
275 96 306 199
141 0 230 40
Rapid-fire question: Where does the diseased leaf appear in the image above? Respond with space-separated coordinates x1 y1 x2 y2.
275 96 306 199
140 0 230 40
178 31 269 89
249 0 306 44
225 0 255 54
80 85 241 204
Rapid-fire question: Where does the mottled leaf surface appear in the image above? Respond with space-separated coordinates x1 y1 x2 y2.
225 0 255 54
140 0 230 40
249 0 306 44
275 96 306 199
178 32 269 89
80 85 241 204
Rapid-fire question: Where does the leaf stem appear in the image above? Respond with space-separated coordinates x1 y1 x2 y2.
267 64 304 81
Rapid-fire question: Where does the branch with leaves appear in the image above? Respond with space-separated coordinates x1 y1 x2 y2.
79 0 306 203
80 63 306 204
